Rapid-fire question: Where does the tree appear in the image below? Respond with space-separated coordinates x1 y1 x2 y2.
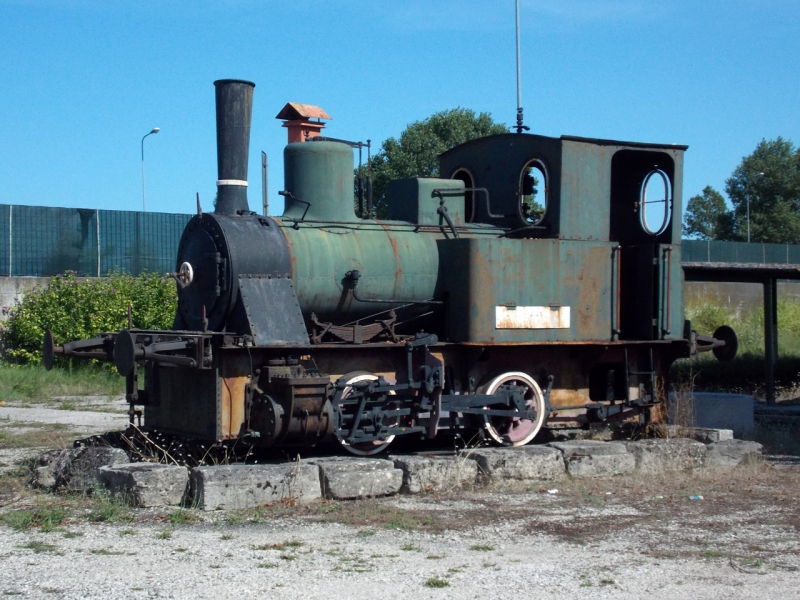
682 137 800 242
682 186 733 240
725 137 800 243
361 108 509 218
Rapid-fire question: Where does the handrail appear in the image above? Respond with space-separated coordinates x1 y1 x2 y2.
662 246 672 336
611 245 621 341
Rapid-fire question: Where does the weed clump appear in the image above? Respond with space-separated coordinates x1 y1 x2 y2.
167 509 197 525
18 540 62 554
424 577 450 588
1 505 67 531
87 495 133 524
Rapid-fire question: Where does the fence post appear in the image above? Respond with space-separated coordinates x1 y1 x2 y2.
8 204 12 277
96 209 101 277
764 277 778 404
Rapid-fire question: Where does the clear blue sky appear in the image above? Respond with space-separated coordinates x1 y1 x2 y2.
1 0 798 219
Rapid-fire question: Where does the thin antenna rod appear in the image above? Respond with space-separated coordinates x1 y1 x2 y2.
515 0 529 134
261 151 268 216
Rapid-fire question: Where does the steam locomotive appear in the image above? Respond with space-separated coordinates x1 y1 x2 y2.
44 79 734 455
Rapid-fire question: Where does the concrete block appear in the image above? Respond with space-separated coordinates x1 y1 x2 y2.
669 392 754 436
191 463 321 511
548 440 635 478
314 458 402 499
391 455 478 493
705 439 762 468
99 463 189 507
624 439 706 472
36 447 129 492
461 446 565 483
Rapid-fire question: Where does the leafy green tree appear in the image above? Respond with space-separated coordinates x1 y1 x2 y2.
360 108 508 218
682 185 733 240
682 138 800 242
725 137 800 243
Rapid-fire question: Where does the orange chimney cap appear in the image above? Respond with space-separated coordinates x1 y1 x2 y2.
275 103 332 121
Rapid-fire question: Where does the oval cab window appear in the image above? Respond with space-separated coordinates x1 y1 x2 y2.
640 169 671 235
519 160 547 224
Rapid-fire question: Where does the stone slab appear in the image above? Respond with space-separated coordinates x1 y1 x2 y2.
461 446 565 483
624 438 706 472
548 440 635 478
391 455 478 493
705 439 763 468
35 447 129 492
684 428 734 444
191 463 321 511
99 463 189 507
659 426 734 444
313 458 402 500
548 439 629 457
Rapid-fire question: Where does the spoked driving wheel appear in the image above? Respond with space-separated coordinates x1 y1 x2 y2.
478 371 546 446
336 372 398 456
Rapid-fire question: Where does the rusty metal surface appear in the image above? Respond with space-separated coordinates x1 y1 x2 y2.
146 367 219 440
438 237 612 343
237 275 308 345
275 102 332 121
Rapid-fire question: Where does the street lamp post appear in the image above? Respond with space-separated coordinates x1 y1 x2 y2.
746 171 765 243
141 128 160 212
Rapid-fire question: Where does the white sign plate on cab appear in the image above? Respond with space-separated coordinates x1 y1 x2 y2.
495 306 571 329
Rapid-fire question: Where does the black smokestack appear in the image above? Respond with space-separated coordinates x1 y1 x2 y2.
213 79 255 215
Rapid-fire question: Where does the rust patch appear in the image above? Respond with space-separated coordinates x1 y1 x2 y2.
275 219 298 280
220 376 247 439
550 387 590 410
219 354 251 439
380 222 402 298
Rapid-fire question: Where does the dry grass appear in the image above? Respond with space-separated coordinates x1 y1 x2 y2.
0 422 80 449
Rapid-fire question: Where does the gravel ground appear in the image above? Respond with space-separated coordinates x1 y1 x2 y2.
1 403 799 599
0 405 128 432
1 486 799 600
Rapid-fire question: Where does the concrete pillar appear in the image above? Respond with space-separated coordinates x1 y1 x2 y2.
764 277 778 404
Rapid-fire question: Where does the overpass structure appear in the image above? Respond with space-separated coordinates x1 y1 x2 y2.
682 240 800 403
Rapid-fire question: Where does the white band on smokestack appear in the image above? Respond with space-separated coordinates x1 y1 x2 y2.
216 180 249 187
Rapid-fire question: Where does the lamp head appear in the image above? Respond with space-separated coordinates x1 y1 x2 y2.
151 127 160 134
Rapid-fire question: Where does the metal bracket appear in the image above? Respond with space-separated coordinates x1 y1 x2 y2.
310 311 397 344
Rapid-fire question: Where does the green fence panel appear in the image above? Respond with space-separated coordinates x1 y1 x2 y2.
681 240 709 262
0 204 191 277
763 243 789 264
681 239 800 265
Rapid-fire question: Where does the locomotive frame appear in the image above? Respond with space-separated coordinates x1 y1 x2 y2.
44 79 731 456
